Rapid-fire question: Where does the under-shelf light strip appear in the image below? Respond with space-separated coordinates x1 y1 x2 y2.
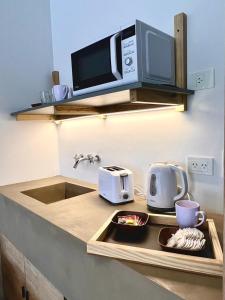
54 104 183 124
133 101 178 106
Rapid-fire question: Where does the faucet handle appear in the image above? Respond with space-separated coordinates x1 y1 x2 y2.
87 153 101 164
95 154 101 162
74 153 83 160
87 153 94 163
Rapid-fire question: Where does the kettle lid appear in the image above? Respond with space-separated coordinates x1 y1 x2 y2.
149 162 168 169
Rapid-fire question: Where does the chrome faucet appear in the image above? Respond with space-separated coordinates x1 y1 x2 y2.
73 154 87 168
73 153 101 169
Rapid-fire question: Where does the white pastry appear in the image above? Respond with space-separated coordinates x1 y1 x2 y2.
167 236 177 247
177 236 186 249
166 227 205 250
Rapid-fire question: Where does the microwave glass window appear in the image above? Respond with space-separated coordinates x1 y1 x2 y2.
78 47 111 81
72 35 122 91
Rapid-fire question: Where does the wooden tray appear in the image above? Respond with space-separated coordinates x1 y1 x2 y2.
87 210 223 276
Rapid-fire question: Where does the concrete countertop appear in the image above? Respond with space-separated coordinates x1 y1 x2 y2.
0 176 222 300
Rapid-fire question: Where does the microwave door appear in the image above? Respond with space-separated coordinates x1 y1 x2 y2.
72 34 122 91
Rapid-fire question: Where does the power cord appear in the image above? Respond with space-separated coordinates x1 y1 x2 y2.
134 185 146 199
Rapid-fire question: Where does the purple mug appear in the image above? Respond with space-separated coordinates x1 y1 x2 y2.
175 200 206 228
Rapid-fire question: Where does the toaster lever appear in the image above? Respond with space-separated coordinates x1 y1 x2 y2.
120 173 128 177
120 173 129 200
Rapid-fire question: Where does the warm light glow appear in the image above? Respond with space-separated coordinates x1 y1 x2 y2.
54 120 62 125
133 101 177 106
97 114 107 120
55 105 181 123
175 104 185 112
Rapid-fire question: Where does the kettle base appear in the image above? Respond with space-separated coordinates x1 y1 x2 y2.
99 194 134 205
147 205 175 213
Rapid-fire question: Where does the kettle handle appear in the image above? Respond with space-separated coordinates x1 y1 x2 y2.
169 164 188 201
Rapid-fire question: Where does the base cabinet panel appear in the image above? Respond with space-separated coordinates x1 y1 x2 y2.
1 235 64 300
1 235 26 300
25 259 64 300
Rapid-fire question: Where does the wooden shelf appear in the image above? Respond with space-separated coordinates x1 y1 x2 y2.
12 83 194 121
12 13 193 121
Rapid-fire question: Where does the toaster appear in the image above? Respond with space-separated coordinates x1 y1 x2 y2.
98 166 134 204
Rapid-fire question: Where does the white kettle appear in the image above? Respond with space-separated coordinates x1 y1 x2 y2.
146 162 188 212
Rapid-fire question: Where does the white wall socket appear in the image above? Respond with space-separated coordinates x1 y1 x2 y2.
187 156 214 176
188 68 215 90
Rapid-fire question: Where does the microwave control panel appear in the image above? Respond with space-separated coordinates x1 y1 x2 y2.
121 36 137 79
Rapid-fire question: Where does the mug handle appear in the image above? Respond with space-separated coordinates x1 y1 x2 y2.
63 86 69 99
194 211 206 227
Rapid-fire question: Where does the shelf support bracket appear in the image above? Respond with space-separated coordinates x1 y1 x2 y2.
174 12 187 111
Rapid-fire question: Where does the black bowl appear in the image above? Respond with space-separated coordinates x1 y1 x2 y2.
111 211 149 235
158 227 206 255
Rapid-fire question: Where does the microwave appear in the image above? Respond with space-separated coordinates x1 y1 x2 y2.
71 20 175 96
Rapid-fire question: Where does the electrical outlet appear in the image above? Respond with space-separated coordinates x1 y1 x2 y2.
187 156 214 176
188 68 215 90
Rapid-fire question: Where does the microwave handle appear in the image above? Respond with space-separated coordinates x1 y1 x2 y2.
110 33 122 80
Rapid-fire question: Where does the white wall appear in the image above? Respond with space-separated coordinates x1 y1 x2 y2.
50 0 225 213
0 0 59 185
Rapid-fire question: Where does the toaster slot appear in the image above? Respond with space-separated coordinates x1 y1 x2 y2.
103 166 125 171
105 167 116 171
112 166 125 171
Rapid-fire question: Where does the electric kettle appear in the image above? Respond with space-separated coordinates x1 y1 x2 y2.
146 162 188 212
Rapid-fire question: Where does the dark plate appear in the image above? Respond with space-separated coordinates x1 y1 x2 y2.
158 227 206 255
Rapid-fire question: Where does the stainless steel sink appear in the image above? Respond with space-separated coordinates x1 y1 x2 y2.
22 182 95 205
